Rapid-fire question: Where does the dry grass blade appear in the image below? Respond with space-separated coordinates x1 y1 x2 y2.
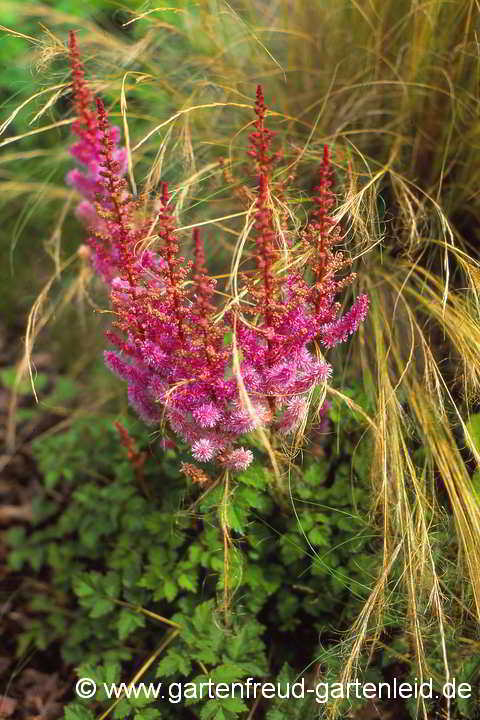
6 251 91 453
4 4 480 718
0 84 68 138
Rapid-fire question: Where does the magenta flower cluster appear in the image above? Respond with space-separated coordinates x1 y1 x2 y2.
67 33 369 473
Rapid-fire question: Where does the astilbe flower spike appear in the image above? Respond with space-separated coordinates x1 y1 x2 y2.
66 32 128 237
66 33 368 472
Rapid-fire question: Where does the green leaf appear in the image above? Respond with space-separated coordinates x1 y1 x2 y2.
104 661 122 686
64 704 96 720
16 408 37 421
29 547 45 572
45 469 61 490
238 486 272 513
178 573 197 592
307 527 330 547
226 619 266 669
279 534 305 564
188 544 202 564
6 526 26 547
199 485 224 512
472 470 480 502
226 502 248 534
113 699 132 719
116 609 146 641
236 464 268 489
89 598 115 618
466 413 480 451
192 600 216 633
73 576 96 598
134 711 161 720
211 663 251 683
164 579 178 602
302 461 328 487
104 571 121 598
156 649 192 677
1 367 47 394
200 697 248 720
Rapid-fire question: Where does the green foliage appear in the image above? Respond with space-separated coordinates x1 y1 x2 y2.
8 391 479 718
6 399 384 719
3 3 480 717
466 413 480 497
64 706 96 720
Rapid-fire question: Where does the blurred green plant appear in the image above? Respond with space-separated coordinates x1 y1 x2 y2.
2 3 480 719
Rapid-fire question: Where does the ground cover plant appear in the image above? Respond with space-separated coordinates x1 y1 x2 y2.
1 2 480 719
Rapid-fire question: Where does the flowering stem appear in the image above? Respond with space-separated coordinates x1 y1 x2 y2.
64 35 369 473
159 182 186 341
96 98 136 289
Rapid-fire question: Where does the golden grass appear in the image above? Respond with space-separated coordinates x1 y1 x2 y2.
2 2 480 717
